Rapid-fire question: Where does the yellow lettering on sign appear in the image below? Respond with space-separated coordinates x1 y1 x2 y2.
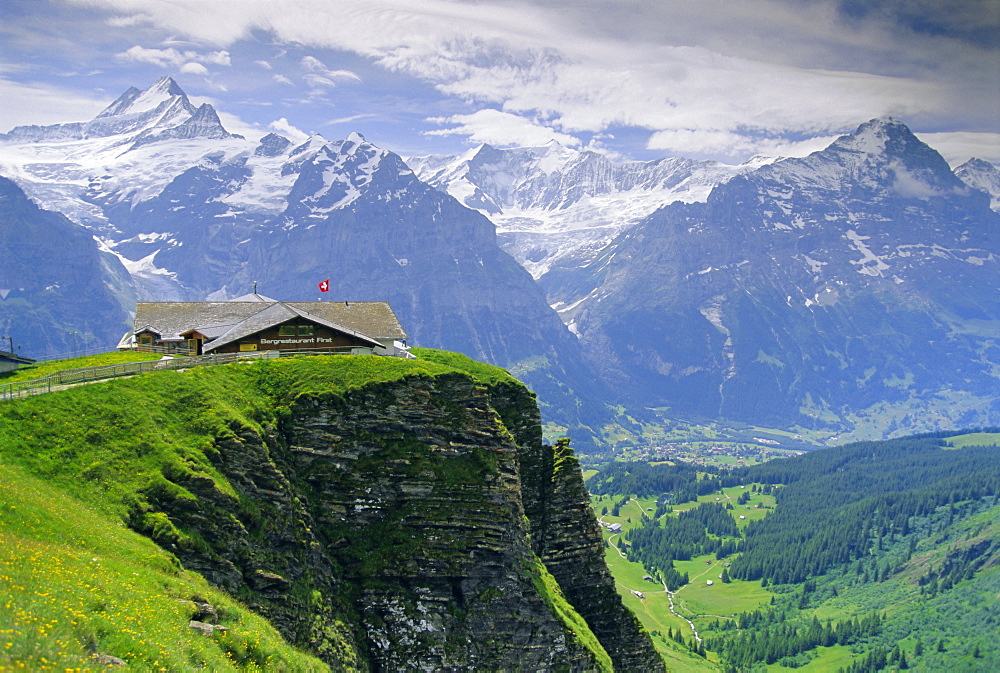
239 343 258 351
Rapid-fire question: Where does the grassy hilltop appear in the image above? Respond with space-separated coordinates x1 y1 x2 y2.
0 349 532 670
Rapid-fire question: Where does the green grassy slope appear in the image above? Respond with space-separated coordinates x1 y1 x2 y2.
0 462 326 670
0 351 164 384
587 432 1000 671
0 351 570 670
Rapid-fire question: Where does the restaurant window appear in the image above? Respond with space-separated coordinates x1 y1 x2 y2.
278 325 297 336
298 325 314 336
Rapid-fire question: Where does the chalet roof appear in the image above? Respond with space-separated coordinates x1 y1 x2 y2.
228 292 276 302
203 302 382 353
133 300 407 342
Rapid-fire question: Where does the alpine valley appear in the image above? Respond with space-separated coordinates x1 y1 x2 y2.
2 77 999 451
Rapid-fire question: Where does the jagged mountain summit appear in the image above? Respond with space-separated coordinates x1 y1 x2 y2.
955 157 1000 210
0 76 246 233
408 142 771 279
1 75 236 149
563 117 1000 439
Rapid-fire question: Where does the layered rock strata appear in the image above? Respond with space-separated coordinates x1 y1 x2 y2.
139 368 661 670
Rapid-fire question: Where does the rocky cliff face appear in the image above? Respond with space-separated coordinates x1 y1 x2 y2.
137 360 661 670
493 381 665 671
526 439 666 671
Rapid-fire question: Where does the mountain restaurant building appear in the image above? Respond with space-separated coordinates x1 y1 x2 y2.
123 294 410 357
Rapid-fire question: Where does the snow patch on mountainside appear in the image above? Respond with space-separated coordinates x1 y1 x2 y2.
845 229 891 277
114 249 186 301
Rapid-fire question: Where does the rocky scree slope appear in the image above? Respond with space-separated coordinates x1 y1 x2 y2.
15 351 660 670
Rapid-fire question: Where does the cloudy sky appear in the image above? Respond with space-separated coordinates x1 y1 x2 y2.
1 0 997 165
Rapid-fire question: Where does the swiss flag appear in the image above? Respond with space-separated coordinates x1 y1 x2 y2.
318 279 330 292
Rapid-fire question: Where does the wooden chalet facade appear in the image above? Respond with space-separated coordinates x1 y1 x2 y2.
123 294 410 357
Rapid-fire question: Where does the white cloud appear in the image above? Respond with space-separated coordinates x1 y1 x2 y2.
915 132 1000 167
273 74 294 86
647 128 840 161
0 77 108 130
427 109 580 148
106 14 149 28
254 60 272 70
892 163 946 199
300 56 326 71
201 51 231 66
269 117 309 143
65 0 998 161
116 45 231 69
300 55 361 89
214 110 262 139
116 45 184 68
179 62 209 76
323 114 375 126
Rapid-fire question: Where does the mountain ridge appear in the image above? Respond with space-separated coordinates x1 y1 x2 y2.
558 117 1000 439
408 141 772 280
1 78 998 450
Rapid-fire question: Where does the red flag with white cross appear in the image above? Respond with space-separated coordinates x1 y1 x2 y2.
318 279 330 292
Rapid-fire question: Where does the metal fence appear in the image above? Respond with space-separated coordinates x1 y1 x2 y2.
0 346 374 402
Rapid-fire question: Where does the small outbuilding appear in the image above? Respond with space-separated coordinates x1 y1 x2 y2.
0 350 35 374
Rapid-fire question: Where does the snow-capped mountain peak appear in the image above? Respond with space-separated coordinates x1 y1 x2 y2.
254 133 292 157
280 134 397 215
828 117 957 178
956 157 1000 211
829 116 906 154
94 76 190 119
344 131 368 148
760 117 967 201
1 76 231 148
79 75 218 143
289 134 329 157
0 78 249 231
